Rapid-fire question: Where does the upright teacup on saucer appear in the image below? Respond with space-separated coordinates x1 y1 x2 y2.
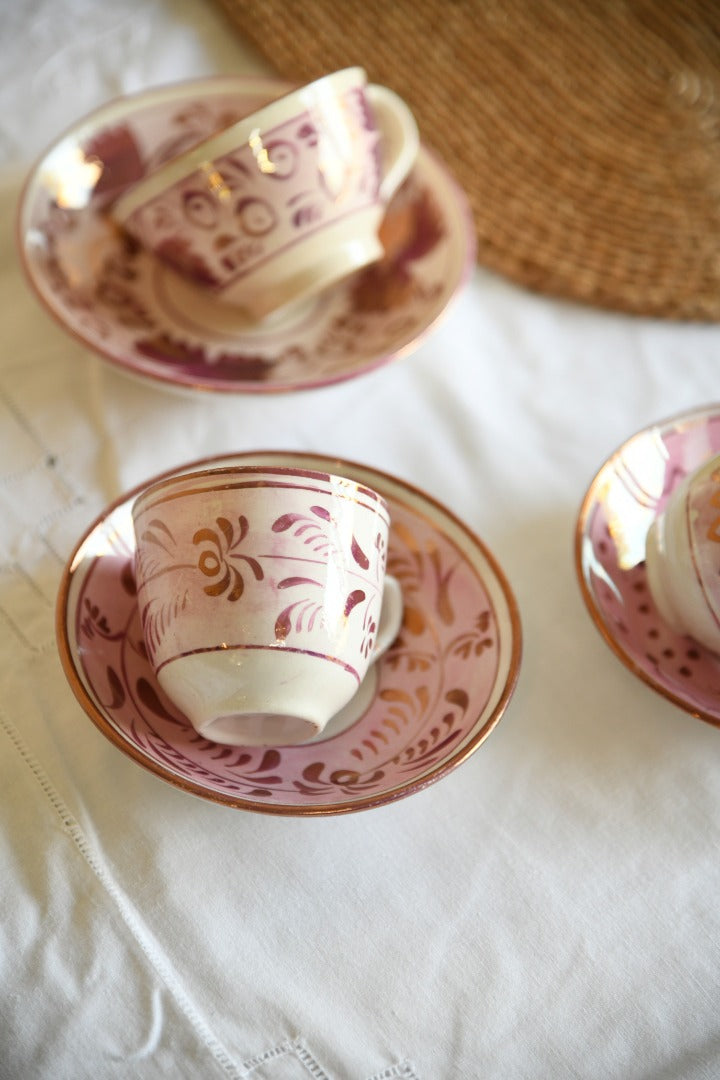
645 453 720 653
111 68 419 321
131 465 404 746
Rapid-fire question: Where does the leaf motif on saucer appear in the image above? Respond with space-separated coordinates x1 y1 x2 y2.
84 124 144 207
449 610 494 658
80 597 112 639
349 186 445 314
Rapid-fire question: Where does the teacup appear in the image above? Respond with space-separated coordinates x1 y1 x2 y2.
131 465 403 746
645 453 720 653
111 68 419 320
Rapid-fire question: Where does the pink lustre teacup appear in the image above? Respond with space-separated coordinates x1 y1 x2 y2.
131 465 404 746
111 68 419 320
645 453 720 653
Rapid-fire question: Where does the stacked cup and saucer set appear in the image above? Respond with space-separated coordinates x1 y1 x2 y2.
17 69 720 817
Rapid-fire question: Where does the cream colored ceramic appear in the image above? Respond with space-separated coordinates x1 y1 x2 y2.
645 453 720 654
112 68 419 320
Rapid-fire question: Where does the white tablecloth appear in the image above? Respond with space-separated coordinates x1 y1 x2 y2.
2 2 719 1077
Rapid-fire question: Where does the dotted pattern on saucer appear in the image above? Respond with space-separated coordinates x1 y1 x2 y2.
589 517 720 727
215 0 720 321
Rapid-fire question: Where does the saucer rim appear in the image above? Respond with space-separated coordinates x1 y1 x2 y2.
56 450 523 815
574 402 720 729
17 75 476 396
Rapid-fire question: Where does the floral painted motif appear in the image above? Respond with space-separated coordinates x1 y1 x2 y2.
133 483 387 667
193 515 263 601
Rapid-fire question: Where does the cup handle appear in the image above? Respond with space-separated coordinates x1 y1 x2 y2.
370 574 404 664
367 85 420 203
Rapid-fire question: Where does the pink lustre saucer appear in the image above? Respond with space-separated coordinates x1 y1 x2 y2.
57 452 521 815
18 77 475 394
576 404 720 728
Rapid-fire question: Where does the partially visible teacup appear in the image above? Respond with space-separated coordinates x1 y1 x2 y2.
131 465 403 746
111 68 419 320
645 453 720 653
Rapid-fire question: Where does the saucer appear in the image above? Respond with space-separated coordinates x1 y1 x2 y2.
18 76 475 394
575 404 720 728
57 452 522 815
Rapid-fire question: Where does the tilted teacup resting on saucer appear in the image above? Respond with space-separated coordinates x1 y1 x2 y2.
18 76 474 393
112 68 419 321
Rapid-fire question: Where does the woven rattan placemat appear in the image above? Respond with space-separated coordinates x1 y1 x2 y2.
215 0 720 321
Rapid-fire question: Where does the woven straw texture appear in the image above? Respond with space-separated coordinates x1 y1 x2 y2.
215 0 720 321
